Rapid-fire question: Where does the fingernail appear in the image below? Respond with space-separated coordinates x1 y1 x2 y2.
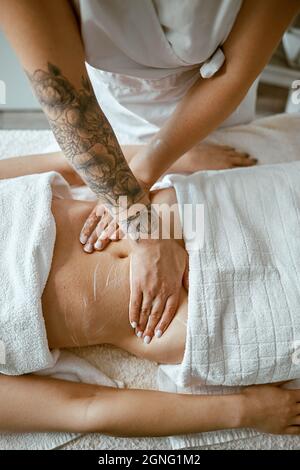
130 321 137 329
136 331 143 338
155 330 162 338
84 243 93 253
94 240 103 250
144 336 151 344
80 234 88 244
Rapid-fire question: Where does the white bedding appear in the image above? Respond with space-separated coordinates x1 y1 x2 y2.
163 161 300 387
1 113 300 450
158 161 300 448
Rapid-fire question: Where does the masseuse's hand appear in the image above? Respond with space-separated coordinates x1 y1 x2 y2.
79 180 151 252
129 238 189 344
79 202 122 253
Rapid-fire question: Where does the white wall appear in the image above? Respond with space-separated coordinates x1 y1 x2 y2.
0 31 40 110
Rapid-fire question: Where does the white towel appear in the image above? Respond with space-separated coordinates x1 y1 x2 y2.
0 171 123 449
0 172 68 375
158 160 300 448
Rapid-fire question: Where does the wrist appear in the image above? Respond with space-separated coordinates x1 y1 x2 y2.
118 196 159 242
221 394 248 430
130 156 156 189
130 138 171 187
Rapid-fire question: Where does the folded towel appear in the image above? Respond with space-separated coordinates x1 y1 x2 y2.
0 172 68 375
158 160 300 448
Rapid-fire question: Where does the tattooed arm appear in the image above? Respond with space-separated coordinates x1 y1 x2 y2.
26 63 148 223
0 0 188 342
0 0 147 223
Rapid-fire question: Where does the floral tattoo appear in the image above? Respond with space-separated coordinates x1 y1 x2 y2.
26 63 144 210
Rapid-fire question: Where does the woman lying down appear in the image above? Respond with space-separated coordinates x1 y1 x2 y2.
1 151 300 437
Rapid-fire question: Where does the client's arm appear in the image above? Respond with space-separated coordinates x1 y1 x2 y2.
0 374 299 436
0 143 250 187
0 153 83 186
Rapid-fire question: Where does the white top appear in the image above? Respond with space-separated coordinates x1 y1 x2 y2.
71 0 257 145
75 0 242 78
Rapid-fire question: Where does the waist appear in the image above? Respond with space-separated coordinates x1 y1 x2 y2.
42 196 187 364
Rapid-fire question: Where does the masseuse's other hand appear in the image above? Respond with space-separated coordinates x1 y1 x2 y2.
129 238 189 344
79 202 122 253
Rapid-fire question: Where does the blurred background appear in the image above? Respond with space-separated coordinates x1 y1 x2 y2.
0 13 299 130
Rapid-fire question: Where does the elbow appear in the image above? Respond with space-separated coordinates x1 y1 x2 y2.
71 395 111 434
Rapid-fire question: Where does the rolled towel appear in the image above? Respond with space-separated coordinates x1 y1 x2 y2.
0 172 72 375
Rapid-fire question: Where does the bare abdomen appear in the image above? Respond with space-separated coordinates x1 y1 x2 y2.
42 194 187 365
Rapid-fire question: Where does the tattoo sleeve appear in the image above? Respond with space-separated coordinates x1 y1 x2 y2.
26 63 146 212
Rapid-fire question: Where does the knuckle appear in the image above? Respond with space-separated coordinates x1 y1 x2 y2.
131 300 141 310
141 308 150 317
146 288 157 298
150 311 161 320
142 300 152 309
139 321 147 330
83 221 92 232
166 306 176 316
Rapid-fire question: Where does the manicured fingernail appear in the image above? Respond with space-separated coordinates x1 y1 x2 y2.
80 234 88 244
144 336 151 344
136 331 143 338
84 243 93 253
94 240 103 250
131 321 137 329
155 330 162 338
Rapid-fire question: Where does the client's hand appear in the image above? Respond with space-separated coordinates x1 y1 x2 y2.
242 382 300 435
129 238 189 343
79 202 122 253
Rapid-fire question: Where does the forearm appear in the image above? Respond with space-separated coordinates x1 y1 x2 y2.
0 374 81 433
130 72 247 185
87 387 243 437
0 145 143 184
0 374 243 435
131 0 300 186
0 152 83 185
0 0 148 215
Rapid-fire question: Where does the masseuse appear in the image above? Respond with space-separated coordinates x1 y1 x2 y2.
1 0 299 341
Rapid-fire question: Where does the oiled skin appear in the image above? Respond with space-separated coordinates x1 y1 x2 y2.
42 188 187 365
